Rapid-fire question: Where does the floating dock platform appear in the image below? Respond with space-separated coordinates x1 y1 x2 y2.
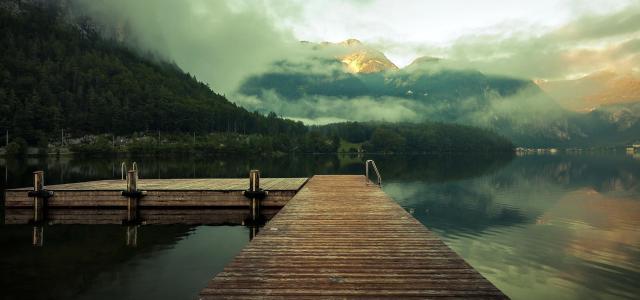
4 178 307 209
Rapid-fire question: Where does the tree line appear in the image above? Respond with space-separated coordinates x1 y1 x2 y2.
316 122 514 153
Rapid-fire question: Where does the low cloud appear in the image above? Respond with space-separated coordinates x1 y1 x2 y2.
72 0 305 94
414 4 640 79
233 91 423 124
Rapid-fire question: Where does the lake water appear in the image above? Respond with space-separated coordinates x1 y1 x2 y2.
1 153 639 299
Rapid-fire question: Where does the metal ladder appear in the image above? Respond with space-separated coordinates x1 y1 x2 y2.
365 160 382 187
121 162 138 180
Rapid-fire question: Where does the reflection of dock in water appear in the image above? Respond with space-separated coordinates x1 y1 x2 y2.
4 171 303 246
4 208 280 225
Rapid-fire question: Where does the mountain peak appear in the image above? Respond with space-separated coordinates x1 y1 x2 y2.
339 50 398 73
339 38 363 47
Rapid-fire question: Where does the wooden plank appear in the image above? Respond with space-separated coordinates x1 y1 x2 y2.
200 175 508 299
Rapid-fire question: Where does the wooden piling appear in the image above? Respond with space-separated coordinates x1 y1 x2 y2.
249 170 260 222
249 170 260 193
126 170 138 222
32 171 44 223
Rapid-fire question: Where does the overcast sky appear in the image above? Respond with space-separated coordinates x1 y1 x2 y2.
262 0 638 67
77 0 640 92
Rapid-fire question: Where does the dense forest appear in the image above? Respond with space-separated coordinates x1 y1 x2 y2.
0 1 306 142
0 1 514 156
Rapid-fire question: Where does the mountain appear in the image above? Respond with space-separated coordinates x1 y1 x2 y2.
537 70 640 112
335 39 399 73
239 40 640 147
239 44 572 146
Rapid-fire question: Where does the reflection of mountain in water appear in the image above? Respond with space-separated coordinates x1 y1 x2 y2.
385 154 640 234
380 154 640 299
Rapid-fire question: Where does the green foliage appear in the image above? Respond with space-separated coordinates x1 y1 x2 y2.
69 136 115 156
369 128 406 153
319 122 514 153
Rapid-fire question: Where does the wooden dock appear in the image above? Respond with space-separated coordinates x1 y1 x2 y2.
4 178 307 209
200 175 507 299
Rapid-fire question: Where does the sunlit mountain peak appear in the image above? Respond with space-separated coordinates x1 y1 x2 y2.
333 39 398 73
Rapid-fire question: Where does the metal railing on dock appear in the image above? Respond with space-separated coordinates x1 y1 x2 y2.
365 159 382 186
121 161 138 180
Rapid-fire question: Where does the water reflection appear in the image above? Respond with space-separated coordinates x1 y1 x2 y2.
385 154 640 300
4 207 279 248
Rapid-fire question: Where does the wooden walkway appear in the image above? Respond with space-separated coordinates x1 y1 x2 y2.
200 175 507 299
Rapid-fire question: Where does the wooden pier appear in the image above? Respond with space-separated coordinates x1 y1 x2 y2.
3 171 507 298
200 175 507 299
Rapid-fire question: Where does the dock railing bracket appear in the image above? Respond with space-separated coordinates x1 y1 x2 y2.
365 160 382 187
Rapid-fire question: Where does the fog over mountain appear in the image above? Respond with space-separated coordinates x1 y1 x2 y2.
68 0 640 147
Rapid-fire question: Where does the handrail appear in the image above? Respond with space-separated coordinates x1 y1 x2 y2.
365 160 382 187
132 162 139 180
122 162 139 180
120 162 127 180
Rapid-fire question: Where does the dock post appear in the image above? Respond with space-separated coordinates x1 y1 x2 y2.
249 169 260 221
249 225 259 241
32 171 45 223
126 170 138 223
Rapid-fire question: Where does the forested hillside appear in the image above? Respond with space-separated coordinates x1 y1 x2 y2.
0 1 306 145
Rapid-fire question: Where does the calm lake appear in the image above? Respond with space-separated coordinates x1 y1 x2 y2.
1 153 639 299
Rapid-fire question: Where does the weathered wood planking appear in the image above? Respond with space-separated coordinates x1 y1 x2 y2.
4 178 307 208
200 175 508 299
